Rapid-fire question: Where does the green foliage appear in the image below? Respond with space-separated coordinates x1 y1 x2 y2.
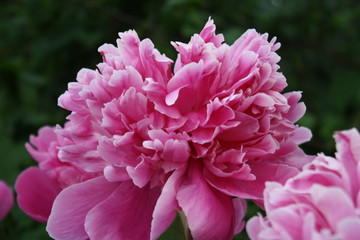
0 0 359 239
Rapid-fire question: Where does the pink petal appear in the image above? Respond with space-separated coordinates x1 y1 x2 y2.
310 185 356 230
334 128 360 198
47 177 118 240
166 61 218 114
177 162 236 240
226 51 258 90
218 112 259 142
205 161 299 200
335 128 360 163
103 165 130 182
205 149 254 180
291 127 313 145
0 181 13 221
199 17 224 47
233 198 247 234
288 171 343 193
161 139 190 172
203 100 235 127
101 100 127 132
15 167 61 222
98 135 139 166
166 62 202 106
151 168 185 240
25 126 58 163
89 77 112 103
337 217 360 239
283 92 306 122
108 66 143 93
267 206 303 239
191 127 220 144
162 139 190 164
246 216 263 240
85 181 161 240
126 159 152 187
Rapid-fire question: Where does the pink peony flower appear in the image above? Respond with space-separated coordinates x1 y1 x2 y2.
18 18 311 240
15 125 97 222
0 181 13 221
247 128 360 240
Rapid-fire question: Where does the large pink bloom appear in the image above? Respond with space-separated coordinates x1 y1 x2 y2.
19 19 311 240
0 181 13 221
247 128 360 240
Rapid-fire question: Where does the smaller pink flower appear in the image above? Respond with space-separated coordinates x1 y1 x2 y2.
247 128 360 240
15 125 96 222
0 181 13 221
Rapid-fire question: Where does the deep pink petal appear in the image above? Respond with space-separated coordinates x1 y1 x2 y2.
218 112 259 142
15 167 60 222
162 139 190 164
47 177 118 240
126 159 152 187
85 181 161 240
205 149 254 180
98 135 138 166
177 161 236 240
166 62 203 107
233 198 247 234
151 168 185 240
0 181 13 221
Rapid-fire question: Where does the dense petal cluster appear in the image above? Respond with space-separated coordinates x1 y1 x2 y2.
0 181 13 221
247 128 360 240
17 19 311 240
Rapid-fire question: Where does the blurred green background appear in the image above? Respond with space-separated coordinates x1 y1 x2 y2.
0 0 359 239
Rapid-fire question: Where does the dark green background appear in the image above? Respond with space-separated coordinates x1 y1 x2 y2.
0 0 359 239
